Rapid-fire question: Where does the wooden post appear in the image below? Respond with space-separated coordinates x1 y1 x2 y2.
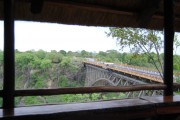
163 0 174 96
3 0 15 108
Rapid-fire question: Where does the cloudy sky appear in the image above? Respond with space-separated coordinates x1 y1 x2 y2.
0 21 120 52
1 21 180 54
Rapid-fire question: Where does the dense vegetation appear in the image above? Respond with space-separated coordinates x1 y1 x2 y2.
0 49 180 106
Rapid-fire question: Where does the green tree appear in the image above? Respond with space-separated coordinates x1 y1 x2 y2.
40 59 52 69
0 50 3 65
35 50 46 59
106 50 121 63
174 55 180 71
59 50 67 56
80 50 90 57
46 51 63 63
106 28 164 78
60 57 71 68
15 52 35 69
0 50 3 89
174 34 180 54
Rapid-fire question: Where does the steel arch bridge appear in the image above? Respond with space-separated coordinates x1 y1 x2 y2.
84 63 163 98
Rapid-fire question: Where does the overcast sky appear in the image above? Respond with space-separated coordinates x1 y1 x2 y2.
0 21 120 53
1 21 180 54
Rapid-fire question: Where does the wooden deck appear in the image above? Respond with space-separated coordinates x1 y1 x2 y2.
1 95 180 120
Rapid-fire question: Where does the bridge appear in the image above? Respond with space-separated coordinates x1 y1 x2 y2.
83 61 163 98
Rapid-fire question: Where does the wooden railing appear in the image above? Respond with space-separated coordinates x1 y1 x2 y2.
0 83 179 97
0 83 180 98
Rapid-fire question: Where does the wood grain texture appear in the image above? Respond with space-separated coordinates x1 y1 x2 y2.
14 84 166 96
1 96 180 120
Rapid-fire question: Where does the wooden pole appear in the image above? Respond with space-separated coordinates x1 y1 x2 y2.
3 0 15 109
14 84 166 96
163 0 174 96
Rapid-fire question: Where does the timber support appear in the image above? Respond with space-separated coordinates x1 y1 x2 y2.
3 0 15 109
163 0 174 96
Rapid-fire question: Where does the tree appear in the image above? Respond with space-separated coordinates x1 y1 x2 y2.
106 28 164 78
0 50 3 89
174 55 180 71
59 50 67 56
15 52 35 69
106 50 121 63
60 57 71 68
96 51 107 61
0 50 3 65
80 50 90 57
35 50 46 59
46 51 63 63
174 34 180 55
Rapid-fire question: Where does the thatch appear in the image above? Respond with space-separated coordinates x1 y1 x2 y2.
0 0 180 31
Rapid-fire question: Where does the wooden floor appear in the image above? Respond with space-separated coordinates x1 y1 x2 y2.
1 95 180 120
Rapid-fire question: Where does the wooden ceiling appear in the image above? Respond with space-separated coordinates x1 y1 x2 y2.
0 0 180 31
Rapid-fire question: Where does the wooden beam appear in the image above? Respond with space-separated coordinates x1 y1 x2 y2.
3 0 15 109
163 0 174 96
138 0 161 27
30 0 44 14
2 83 179 97
173 83 180 89
47 0 180 23
175 0 180 6
46 0 135 16
0 90 2 97
14 84 166 96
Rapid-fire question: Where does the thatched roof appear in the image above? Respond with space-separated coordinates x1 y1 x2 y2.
0 0 180 31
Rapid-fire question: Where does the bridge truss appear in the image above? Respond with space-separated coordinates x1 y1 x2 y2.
85 64 163 98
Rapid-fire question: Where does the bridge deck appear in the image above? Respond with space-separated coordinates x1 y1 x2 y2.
84 61 163 83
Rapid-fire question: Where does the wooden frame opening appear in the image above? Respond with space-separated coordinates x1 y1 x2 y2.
0 0 177 111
